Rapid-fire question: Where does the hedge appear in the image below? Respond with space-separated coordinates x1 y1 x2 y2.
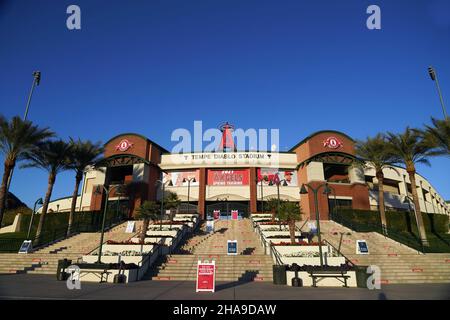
335 209 449 234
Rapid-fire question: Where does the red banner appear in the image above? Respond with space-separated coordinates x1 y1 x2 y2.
207 169 249 186
196 261 215 292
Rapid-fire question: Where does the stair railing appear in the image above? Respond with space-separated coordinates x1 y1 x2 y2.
330 211 424 254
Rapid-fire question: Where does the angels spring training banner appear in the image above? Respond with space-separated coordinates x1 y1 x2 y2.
257 168 298 186
207 169 250 186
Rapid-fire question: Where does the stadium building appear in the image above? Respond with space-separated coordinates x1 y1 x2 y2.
41 124 450 219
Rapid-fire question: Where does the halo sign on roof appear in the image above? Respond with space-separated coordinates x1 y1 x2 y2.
116 139 134 152
323 136 343 149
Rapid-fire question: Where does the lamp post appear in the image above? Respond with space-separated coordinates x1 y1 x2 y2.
155 180 165 231
183 177 196 214
27 198 43 240
300 183 332 267
428 66 448 119
94 184 123 264
5 71 42 205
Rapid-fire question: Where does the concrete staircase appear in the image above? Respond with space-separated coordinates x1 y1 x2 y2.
150 218 274 282
318 220 450 284
0 221 140 275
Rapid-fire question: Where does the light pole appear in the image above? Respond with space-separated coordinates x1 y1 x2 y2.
183 177 196 214
155 180 165 231
27 198 43 240
5 71 42 205
300 183 332 267
428 66 448 119
94 184 123 264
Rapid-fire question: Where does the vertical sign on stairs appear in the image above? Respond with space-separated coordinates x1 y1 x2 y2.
196 260 215 292
227 240 238 255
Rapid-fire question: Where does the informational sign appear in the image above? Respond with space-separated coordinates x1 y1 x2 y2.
206 220 215 233
213 210 220 220
231 210 239 220
18 240 32 254
125 221 135 233
207 169 249 186
308 222 317 234
196 260 215 292
227 240 238 255
257 168 298 186
356 240 369 255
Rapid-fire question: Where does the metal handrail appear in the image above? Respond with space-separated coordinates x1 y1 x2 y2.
330 212 424 254
269 242 284 266
322 238 356 268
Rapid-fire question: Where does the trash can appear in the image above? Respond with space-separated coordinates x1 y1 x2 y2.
290 263 302 287
272 265 287 285
113 274 127 284
292 277 303 287
355 266 370 288
56 259 72 281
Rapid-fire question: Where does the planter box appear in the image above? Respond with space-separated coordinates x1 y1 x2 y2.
274 245 329 255
148 224 184 231
82 255 145 265
146 230 179 238
261 231 302 239
259 224 289 231
286 270 357 287
130 237 173 246
99 244 154 254
278 256 345 266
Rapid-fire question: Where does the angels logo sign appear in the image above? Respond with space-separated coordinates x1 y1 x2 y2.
116 139 133 152
323 136 343 149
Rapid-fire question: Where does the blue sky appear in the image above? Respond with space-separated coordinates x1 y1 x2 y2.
0 0 449 207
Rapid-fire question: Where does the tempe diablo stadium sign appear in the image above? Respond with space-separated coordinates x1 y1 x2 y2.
115 139 134 152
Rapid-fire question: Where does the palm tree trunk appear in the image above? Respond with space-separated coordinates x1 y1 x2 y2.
0 160 14 227
376 170 388 234
67 171 82 236
140 219 149 243
407 167 429 247
35 172 56 244
289 219 296 244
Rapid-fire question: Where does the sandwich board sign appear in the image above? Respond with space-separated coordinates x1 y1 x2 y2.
308 221 317 234
227 240 238 255
196 260 215 293
125 221 135 233
206 219 214 233
231 210 239 220
356 240 369 255
18 240 32 254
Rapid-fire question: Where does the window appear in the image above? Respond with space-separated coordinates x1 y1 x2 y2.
323 164 350 183
329 199 353 212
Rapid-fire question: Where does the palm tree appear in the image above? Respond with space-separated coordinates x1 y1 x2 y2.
0 115 54 226
135 201 160 243
266 197 279 223
66 138 104 236
21 140 72 243
386 127 440 246
423 117 450 155
164 191 181 229
355 134 397 233
278 201 303 244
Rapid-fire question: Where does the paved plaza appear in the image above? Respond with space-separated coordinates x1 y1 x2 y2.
0 274 449 300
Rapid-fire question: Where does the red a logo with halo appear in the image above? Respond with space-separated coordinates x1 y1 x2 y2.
115 139 133 152
323 136 343 149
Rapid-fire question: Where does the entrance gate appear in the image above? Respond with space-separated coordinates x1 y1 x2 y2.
206 202 249 220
